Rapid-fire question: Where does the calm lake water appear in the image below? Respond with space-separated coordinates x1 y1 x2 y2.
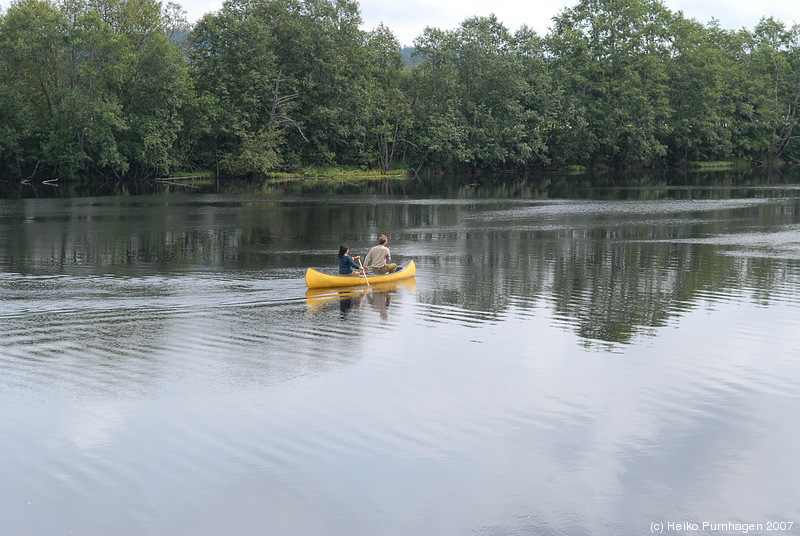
2 173 800 535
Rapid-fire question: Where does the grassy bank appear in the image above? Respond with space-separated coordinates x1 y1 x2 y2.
685 159 753 170
160 159 779 186
266 166 409 182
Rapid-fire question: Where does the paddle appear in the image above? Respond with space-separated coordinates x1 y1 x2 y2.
357 257 370 287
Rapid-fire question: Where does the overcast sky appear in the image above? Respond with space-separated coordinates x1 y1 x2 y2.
169 0 799 46
1 0 797 47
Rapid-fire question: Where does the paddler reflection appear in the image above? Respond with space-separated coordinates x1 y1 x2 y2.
368 288 391 319
337 290 365 320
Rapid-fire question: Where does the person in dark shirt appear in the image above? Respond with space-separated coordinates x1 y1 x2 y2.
338 245 364 275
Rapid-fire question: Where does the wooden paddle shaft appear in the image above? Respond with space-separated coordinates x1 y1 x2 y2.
357 258 370 286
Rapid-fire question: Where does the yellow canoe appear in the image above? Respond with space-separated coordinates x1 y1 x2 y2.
305 260 416 289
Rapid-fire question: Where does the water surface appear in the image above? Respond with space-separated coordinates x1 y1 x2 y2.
2 181 800 535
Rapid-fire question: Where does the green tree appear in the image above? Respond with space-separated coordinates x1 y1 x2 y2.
406 27 467 170
665 18 740 163
0 81 35 178
189 9 279 175
360 23 411 171
0 0 193 180
0 0 71 178
408 15 546 171
190 0 379 172
248 0 371 166
515 24 586 167
547 0 673 166
456 16 540 168
749 18 800 161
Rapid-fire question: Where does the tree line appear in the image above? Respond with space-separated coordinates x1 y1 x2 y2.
1 0 799 182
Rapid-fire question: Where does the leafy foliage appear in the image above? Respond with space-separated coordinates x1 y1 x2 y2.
0 0 194 179
1 0 800 182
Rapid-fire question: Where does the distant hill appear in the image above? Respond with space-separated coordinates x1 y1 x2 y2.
400 46 422 70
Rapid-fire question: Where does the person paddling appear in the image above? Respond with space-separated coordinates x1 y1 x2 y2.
363 234 397 274
338 245 365 276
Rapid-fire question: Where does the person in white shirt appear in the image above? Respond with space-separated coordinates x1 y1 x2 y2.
363 234 397 274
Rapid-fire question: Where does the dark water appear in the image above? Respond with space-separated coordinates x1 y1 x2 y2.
2 179 800 535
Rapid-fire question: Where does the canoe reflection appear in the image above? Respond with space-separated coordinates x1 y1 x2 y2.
305 278 416 318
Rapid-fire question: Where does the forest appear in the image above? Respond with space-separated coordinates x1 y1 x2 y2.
1 0 799 182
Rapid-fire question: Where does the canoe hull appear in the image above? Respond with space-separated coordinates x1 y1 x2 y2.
305 278 416 314
305 260 416 289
